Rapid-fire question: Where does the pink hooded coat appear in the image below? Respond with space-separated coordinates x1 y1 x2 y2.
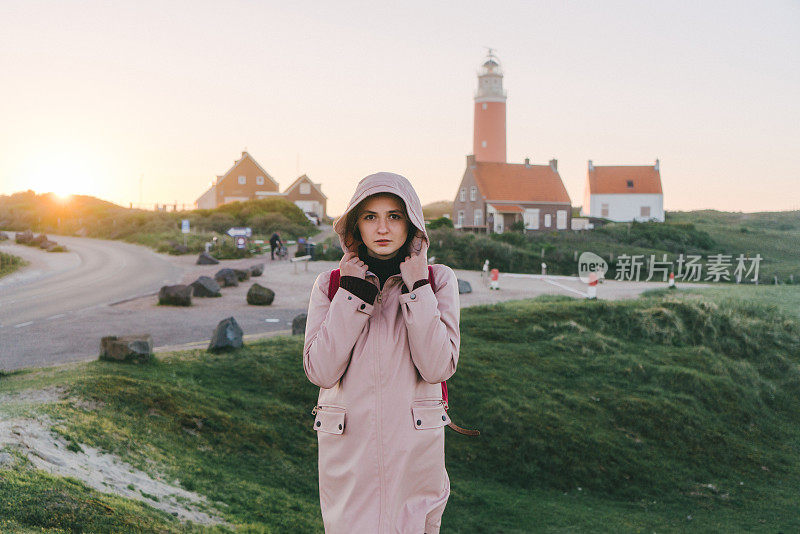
303 172 461 533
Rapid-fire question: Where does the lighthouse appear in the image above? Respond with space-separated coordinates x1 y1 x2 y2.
473 50 507 163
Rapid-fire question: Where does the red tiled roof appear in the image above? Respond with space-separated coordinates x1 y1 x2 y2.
473 162 571 203
588 165 662 195
488 204 523 213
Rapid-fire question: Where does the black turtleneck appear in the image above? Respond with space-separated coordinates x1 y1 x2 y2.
358 243 402 290
338 244 431 304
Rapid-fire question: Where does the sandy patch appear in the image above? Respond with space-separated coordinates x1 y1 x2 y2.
0 389 226 525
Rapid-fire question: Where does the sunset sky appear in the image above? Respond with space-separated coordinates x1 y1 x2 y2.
1 1 798 215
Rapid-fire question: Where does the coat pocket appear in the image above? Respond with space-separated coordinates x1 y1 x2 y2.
312 404 346 434
411 399 450 430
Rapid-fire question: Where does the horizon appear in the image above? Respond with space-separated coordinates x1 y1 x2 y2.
1 1 798 214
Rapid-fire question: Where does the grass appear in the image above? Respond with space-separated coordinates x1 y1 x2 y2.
1 289 799 532
0 251 26 278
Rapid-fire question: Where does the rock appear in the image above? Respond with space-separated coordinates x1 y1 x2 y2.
158 285 192 306
292 313 307 335
233 268 250 282
196 252 219 265
208 317 243 352
249 263 264 277
40 240 58 250
190 276 221 297
247 283 275 305
31 233 47 245
214 268 239 287
15 230 34 244
99 334 153 364
0 452 14 467
0 232 8 241
457 279 472 294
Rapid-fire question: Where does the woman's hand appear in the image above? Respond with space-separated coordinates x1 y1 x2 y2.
339 251 367 279
399 234 428 289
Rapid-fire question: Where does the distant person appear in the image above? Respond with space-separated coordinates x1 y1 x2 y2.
269 232 283 260
303 172 462 533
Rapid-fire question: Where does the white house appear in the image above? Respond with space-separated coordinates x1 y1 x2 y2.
581 160 664 222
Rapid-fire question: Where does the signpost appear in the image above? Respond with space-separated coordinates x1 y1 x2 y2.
227 227 252 250
181 219 190 246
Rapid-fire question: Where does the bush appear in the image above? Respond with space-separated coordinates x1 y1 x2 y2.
427 216 454 230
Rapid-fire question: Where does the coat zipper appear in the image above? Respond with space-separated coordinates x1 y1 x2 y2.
372 274 386 532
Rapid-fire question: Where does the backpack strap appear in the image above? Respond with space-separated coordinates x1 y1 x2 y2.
328 269 341 301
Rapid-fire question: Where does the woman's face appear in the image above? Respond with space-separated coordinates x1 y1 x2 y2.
356 195 410 259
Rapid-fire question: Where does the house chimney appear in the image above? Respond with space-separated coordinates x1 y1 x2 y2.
654 158 660 172
466 154 476 167
588 159 594 172
549 158 558 172
524 157 531 167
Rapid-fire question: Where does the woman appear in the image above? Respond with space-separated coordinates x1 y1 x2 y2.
303 172 460 534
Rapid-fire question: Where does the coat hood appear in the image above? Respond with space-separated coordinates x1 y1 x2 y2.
333 172 428 255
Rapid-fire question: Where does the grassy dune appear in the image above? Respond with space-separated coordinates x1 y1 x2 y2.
1 288 799 532
0 251 26 278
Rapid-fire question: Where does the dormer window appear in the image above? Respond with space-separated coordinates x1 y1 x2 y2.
626 180 634 188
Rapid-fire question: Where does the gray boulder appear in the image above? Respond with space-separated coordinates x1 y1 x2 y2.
233 268 251 282
99 334 153 364
31 233 47 245
214 268 239 287
249 263 264 277
15 230 33 244
196 252 219 265
158 284 192 306
190 276 221 297
208 317 243 352
40 240 57 250
457 279 472 294
247 283 275 305
292 313 307 335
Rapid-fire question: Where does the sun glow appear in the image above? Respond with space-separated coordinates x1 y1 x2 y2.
23 148 102 198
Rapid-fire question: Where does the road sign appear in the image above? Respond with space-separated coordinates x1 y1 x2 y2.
235 236 247 249
227 227 252 237
181 219 190 234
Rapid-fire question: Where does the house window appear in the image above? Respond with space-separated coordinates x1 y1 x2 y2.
481 140 487 148
641 206 651 218
459 189 466 202
482 103 487 110
601 203 609 217
544 213 552 228
300 183 311 195
524 208 539 229
474 209 483 226
470 186 477 202
256 176 264 185
626 180 634 188
556 210 567 230
457 210 465 227
238 175 246 185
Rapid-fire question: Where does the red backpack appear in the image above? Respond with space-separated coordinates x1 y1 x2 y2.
328 267 479 436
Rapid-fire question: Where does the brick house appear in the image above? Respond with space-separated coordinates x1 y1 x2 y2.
195 151 327 218
581 160 664 222
283 174 327 219
452 155 572 233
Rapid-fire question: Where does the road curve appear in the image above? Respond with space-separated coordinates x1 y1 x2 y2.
0 236 183 362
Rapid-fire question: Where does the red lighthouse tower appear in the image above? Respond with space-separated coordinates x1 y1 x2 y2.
473 50 507 163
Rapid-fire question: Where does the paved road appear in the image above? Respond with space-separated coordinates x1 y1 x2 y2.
0 236 183 369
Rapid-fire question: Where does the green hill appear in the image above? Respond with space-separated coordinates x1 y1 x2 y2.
428 209 800 284
1 288 799 532
0 191 317 255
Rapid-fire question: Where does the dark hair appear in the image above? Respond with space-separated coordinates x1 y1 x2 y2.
343 192 416 256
